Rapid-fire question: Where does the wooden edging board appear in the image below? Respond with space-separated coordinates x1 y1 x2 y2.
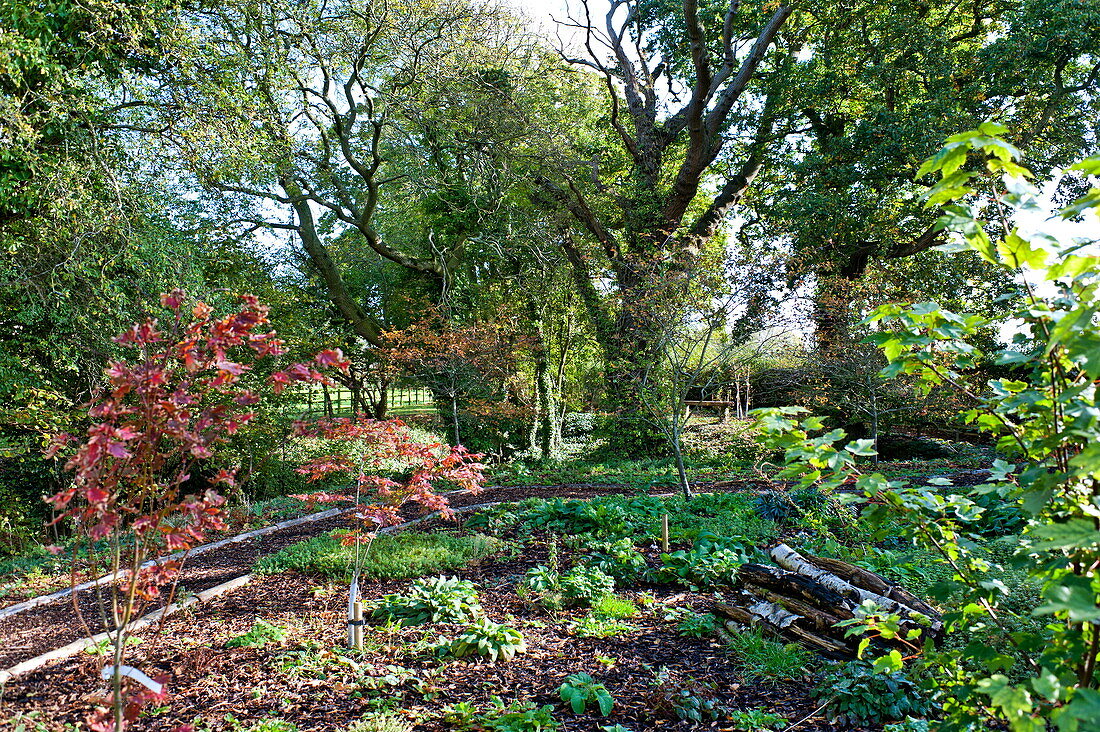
0 499 501 684
0 506 352 621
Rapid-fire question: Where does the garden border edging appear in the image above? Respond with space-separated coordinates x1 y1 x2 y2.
0 498 502 683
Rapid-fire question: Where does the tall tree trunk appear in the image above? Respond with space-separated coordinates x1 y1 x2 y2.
451 394 461 447
537 352 561 460
373 381 389 419
671 413 691 499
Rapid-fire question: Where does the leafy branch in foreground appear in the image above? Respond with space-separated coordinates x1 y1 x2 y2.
756 125 1100 731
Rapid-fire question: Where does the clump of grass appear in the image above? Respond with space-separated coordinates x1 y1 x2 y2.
726 627 812 682
569 593 639 638
591 594 637 620
253 531 502 580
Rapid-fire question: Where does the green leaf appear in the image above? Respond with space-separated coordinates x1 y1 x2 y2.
1055 688 1100 731
1069 156 1100 175
977 121 1011 137
1029 519 1100 551
871 650 903 673
1035 575 1100 622
998 231 1047 269
845 439 877 457
976 675 1039 725
596 689 613 716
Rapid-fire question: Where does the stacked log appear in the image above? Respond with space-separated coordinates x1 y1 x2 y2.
713 544 941 659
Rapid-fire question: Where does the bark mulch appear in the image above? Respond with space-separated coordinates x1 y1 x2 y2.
1 543 872 731
0 480 765 671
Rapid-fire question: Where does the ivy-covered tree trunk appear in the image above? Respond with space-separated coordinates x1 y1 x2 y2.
540 1 792 454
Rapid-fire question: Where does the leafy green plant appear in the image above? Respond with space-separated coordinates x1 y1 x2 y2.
674 611 721 638
671 688 721 722
559 565 615 607
464 504 522 536
726 627 811 682
726 708 789 731
521 565 559 592
372 575 482 626
587 538 649 585
658 533 751 589
812 661 932 725
437 617 527 662
569 613 636 639
649 671 725 724
753 491 796 523
478 699 559 732
226 619 288 649
559 673 614 715
440 702 479 728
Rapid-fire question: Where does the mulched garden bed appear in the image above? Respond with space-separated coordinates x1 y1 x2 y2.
0 472 985 730
1 537 872 731
0 478 781 670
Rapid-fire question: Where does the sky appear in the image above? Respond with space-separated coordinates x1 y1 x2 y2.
506 0 614 48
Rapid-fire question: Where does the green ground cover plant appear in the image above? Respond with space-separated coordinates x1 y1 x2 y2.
813 661 933 725
467 491 774 547
726 708 790 731
226 619 289 648
672 610 721 638
570 596 639 638
253 531 501 580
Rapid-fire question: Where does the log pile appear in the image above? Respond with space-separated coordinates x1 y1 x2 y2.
713 544 941 659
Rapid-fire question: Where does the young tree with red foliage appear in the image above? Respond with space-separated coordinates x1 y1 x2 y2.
45 290 346 732
293 415 485 534
292 416 485 651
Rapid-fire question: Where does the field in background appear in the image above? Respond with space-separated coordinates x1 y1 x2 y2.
286 383 436 419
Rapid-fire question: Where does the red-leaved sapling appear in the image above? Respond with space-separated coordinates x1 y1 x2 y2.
45 290 347 731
